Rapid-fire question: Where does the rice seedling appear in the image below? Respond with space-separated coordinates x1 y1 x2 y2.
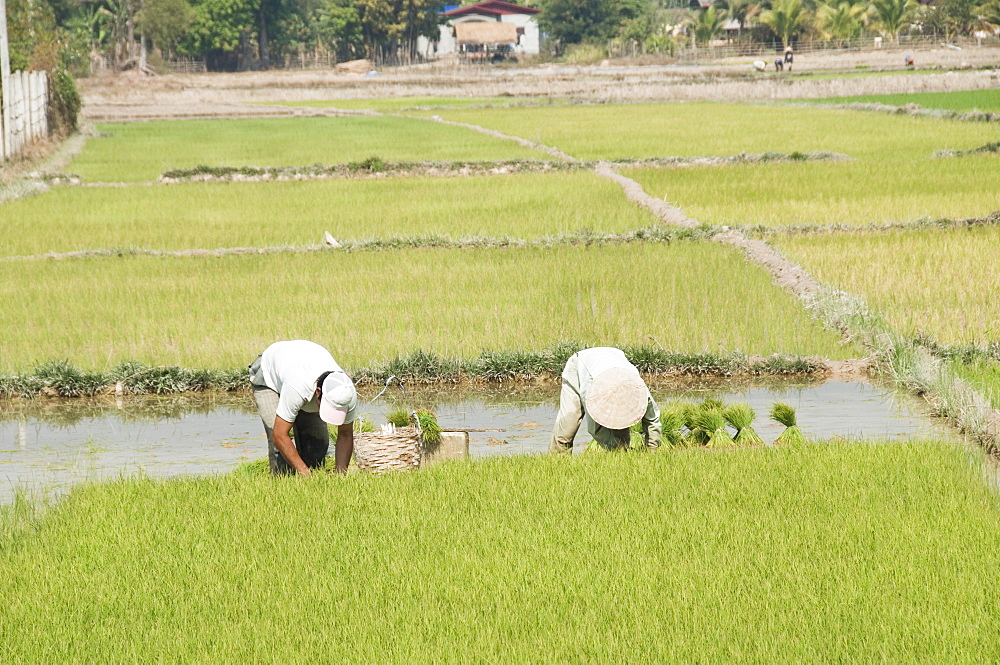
771 402 807 445
0 172 656 257
659 404 687 447
386 408 411 427
803 88 1000 113
624 154 1000 228
6 442 996 662
414 409 442 446
0 243 857 374
69 116 546 182
418 102 1000 161
723 402 765 445
774 225 1000 346
694 407 737 448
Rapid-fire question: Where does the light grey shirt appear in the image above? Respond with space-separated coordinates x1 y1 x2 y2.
563 347 661 448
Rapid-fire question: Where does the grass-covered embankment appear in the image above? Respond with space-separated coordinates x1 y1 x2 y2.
0 172 652 257
0 242 858 372
1 442 998 661
70 116 547 182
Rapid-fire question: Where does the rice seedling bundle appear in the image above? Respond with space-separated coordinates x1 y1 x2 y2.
771 402 807 445
694 409 737 449
660 406 687 447
724 402 765 446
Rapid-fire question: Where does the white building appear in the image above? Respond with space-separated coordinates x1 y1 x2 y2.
420 1 542 59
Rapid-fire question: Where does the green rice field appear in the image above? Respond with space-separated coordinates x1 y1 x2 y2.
625 153 1000 227
0 242 858 371
414 102 1000 161
774 226 1000 346
808 88 1000 112
0 172 652 256
72 116 547 182
2 442 997 662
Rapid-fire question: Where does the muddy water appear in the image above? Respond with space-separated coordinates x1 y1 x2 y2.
0 378 958 502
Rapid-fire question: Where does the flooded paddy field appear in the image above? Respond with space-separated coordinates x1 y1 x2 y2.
0 377 956 502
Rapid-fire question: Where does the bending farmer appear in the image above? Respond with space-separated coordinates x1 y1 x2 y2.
248 340 358 475
549 347 661 453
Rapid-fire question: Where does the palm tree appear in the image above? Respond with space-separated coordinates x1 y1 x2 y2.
869 0 918 43
693 6 729 46
726 0 762 34
816 0 867 44
759 0 807 49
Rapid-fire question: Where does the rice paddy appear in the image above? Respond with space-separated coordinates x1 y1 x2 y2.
70 116 547 182
0 172 653 256
0 242 858 372
806 88 1000 112
273 96 567 112
412 102 1000 161
4 66 1000 663
773 225 1000 346
1 442 998 662
624 153 1000 227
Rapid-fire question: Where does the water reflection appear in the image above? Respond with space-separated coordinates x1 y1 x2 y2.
0 378 958 502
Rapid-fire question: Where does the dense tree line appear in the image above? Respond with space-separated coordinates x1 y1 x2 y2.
6 0 1000 74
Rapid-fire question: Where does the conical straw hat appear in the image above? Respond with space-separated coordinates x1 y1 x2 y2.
586 367 648 430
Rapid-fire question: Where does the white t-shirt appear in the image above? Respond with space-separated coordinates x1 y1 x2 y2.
255 340 353 424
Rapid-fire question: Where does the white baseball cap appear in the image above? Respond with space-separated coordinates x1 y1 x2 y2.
319 372 358 425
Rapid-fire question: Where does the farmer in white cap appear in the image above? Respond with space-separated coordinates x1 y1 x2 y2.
248 340 358 475
549 347 661 453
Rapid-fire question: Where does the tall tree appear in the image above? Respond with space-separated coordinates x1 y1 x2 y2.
815 0 866 43
693 5 727 44
868 0 917 42
759 0 806 47
137 0 196 57
538 0 646 45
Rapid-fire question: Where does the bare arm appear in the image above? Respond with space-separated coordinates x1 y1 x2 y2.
272 416 311 476
335 425 354 473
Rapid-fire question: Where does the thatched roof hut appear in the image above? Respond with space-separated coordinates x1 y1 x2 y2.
454 22 519 46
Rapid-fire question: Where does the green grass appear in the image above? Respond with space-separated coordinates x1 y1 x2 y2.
70 116 546 182
625 152 1000 227
1 442 998 662
804 88 1000 112
0 242 858 372
416 102 1000 161
953 358 1000 410
273 96 566 112
774 226 1000 346
0 172 654 257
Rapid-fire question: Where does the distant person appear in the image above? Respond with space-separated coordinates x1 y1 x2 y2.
549 347 662 454
248 340 358 475
784 46 794 71
905 55 915 67
775 58 784 71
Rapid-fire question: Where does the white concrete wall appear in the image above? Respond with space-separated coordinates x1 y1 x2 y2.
1 70 49 161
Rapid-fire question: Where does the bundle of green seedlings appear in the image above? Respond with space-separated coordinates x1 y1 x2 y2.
658 399 770 449
770 402 807 445
386 408 442 447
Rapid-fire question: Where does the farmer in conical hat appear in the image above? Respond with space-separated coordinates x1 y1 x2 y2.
248 340 359 475
549 347 661 453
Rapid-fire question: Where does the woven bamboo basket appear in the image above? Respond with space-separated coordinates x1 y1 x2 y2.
354 425 422 473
